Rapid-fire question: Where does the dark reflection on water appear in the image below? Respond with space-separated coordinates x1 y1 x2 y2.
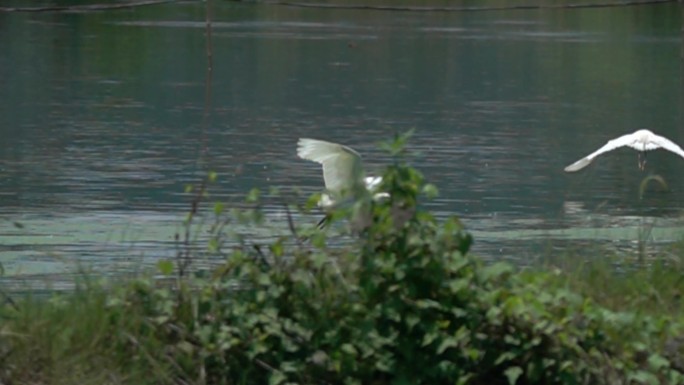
0 2 683 289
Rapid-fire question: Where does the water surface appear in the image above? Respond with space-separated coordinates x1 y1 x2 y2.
1 1 683 289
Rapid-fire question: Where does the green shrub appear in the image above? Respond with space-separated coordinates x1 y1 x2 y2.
108 136 684 385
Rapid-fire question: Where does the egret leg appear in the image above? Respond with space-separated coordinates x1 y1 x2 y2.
638 152 647 171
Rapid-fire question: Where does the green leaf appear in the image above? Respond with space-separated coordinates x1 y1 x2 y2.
504 366 523 385
415 299 441 309
280 361 298 373
462 232 474 251
495 351 517 365
628 370 660 385
448 278 469 294
341 343 358 356
422 183 439 198
176 340 195 354
208 238 220 253
268 370 286 385
380 133 408 156
256 273 272 286
214 202 225 215
310 350 328 366
647 353 670 371
405 314 420 330
436 337 459 354
208 171 218 183
422 332 439 347
156 260 174 275
481 262 513 281
270 241 284 257
246 188 261 203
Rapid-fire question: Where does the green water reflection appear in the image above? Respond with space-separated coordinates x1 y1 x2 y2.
0 1 682 288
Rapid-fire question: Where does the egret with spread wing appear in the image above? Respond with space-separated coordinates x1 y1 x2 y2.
564 129 684 172
297 138 387 208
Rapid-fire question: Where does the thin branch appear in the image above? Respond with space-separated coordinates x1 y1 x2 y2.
252 244 271 269
255 358 278 372
124 332 176 383
0 290 17 312
174 0 215 280
205 0 214 76
284 204 304 247
175 178 207 278
202 0 214 160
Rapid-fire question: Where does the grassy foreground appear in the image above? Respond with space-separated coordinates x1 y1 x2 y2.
2 140 684 384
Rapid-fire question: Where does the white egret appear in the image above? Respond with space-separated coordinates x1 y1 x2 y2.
296 138 387 208
564 129 684 172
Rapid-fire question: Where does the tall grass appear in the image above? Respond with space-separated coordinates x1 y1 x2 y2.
530 248 684 318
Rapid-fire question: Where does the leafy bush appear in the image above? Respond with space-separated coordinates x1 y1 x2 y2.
103 136 684 385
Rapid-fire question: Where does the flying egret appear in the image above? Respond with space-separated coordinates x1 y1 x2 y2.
564 129 684 172
296 138 388 208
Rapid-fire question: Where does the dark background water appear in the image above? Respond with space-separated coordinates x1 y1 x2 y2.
1 1 683 287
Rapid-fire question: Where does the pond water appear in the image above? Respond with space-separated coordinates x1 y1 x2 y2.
1 1 683 290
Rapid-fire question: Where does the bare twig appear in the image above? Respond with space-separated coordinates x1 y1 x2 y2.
172 0 215 281
284 204 305 247
255 358 278 372
124 332 176 383
252 244 271 269
0 290 17 312
202 0 214 159
175 178 208 278
205 0 214 75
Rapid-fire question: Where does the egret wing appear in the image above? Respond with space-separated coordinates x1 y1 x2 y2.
652 134 684 159
321 150 364 194
297 138 364 194
564 133 636 172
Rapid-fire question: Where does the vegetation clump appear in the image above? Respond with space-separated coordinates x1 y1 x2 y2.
1 136 684 385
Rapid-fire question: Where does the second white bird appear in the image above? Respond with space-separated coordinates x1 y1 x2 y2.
564 129 684 172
